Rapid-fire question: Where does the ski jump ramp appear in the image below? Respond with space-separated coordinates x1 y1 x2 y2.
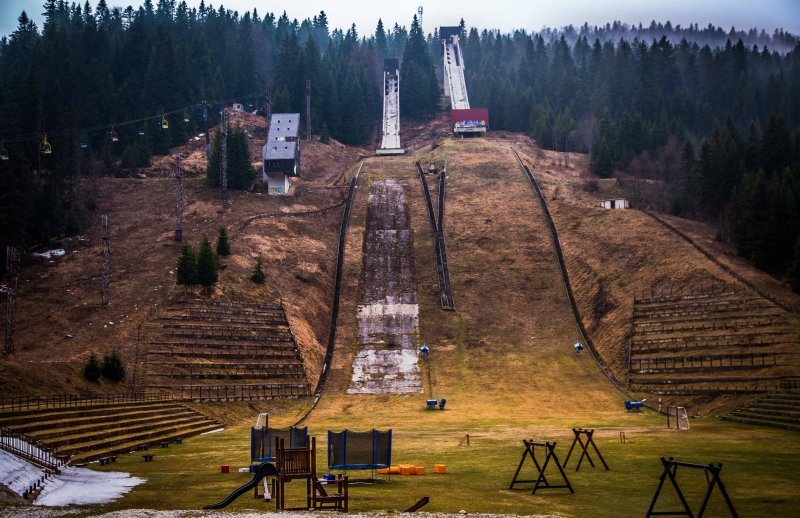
378 58 404 155
441 27 488 134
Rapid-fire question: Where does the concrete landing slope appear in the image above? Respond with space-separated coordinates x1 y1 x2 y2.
348 178 422 394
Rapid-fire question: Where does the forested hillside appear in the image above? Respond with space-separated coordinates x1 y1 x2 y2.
1 0 798 287
462 29 800 285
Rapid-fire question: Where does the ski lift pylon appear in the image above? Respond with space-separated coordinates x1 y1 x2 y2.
40 134 52 155
161 114 169 129
0 142 8 160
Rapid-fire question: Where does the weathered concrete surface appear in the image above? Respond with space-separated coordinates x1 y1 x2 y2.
348 179 422 394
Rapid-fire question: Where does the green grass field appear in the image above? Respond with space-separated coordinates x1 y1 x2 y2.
89 402 799 517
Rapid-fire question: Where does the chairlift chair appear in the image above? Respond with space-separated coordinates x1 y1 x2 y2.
79 132 89 149
161 114 169 129
109 127 119 142
40 134 52 155
0 143 8 160
183 111 190 123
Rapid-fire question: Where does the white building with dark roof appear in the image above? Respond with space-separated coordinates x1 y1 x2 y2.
262 113 300 195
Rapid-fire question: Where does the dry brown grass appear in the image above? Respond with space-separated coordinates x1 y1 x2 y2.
0 117 364 397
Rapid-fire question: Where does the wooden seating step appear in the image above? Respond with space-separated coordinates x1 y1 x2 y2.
0 404 187 431
167 306 285 318
633 320 790 337
146 361 305 370
719 414 800 431
175 299 283 311
634 290 737 305
158 315 289 326
68 421 221 465
58 418 222 459
631 330 792 346
40 414 214 449
146 350 300 361
147 372 307 381
22 409 201 440
633 297 759 313
146 341 298 351
630 339 791 356
732 407 800 422
0 401 180 424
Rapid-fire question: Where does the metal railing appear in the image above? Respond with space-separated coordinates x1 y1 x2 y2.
0 391 173 413
0 426 63 471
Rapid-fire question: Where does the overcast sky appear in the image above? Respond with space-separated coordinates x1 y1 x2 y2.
3 0 799 39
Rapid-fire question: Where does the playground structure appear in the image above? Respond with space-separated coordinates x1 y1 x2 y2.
327 429 392 475
377 58 404 155
250 413 309 463
440 26 488 134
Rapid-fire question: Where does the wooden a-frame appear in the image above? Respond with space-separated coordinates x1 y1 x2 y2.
508 439 574 495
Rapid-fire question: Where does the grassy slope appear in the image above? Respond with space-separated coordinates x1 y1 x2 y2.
3 130 799 516
86 136 800 517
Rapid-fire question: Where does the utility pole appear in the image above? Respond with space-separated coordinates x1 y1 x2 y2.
305 79 311 141
220 107 228 204
264 82 272 135
203 101 210 158
101 215 110 305
3 246 19 355
175 154 184 242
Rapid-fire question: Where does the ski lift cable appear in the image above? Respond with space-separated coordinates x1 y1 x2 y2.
0 91 262 145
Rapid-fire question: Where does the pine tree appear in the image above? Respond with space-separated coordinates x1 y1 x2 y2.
251 257 266 284
83 352 101 382
101 350 126 382
196 235 218 293
320 122 330 144
400 15 439 120
176 244 197 285
216 227 231 256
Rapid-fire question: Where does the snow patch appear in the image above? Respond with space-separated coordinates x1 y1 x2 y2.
35 466 144 506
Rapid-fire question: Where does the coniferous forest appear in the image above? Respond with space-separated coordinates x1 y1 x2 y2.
1 1 799 287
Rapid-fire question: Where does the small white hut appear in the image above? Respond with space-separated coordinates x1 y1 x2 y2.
600 198 629 209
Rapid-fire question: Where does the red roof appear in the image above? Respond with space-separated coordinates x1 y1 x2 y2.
450 108 489 125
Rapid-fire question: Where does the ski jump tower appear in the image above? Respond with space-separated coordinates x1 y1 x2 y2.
440 26 488 134
377 58 404 155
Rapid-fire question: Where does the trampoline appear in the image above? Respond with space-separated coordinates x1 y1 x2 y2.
251 426 308 463
327 429 392 472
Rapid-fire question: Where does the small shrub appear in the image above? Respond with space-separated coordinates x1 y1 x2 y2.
582 179 599 193
83 352 101 382
251 257 266 284
216 227 231 256
101 350 126 382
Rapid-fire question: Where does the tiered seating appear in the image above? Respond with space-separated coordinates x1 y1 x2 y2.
143 300 311 399
628 286 798 395
721 392 800 430
0 401 221 465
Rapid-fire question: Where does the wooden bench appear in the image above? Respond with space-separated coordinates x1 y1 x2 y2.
174 438 183 444
161 441 170 448
143 454 155 462
98 456 117 466
312 476 348 511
